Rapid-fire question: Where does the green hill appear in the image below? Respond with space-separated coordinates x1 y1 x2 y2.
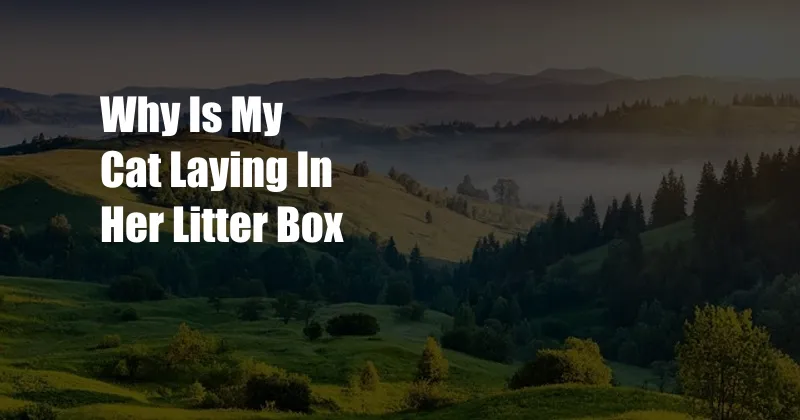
0 134 542 261
0 275 688 419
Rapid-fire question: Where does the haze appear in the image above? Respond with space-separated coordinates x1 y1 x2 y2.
3 0 800 94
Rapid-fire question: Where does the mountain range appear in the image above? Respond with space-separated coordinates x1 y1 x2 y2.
2 67 800 127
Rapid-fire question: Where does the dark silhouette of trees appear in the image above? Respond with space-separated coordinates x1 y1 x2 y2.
650 169 686 228
492 178 520 207
456 175 490 201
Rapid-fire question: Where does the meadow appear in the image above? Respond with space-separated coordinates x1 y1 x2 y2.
0 275 689 420
0 134 542 262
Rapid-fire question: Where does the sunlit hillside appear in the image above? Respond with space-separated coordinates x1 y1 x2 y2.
0 134 543 261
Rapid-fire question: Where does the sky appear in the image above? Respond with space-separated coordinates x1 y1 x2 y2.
2 0 799 94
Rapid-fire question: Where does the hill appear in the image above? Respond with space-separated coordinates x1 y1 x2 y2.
497 68 630 89
0 133 542 261
110 70 486 104
0 275 689 419
5 71 800 127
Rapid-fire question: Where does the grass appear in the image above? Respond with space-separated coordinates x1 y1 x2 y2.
0 275 689 419
0 134 542 261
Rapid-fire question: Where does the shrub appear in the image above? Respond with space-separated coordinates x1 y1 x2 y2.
196 358 312 413
302 321 323 341
238 298 266 321
403 381 455 411
416 337 448 383
358 361 380 391
185 381 206 407
325 313 380 337
0 403 57 420
353 161 370 177
244 371 312 413
164 323 220 371
386 281 413 306
108 275 164 302
469 327 513 363
508 337 611 390
104 344 157 380
440 328 473 354
408 302 426 321
394 301 426 321
441 327 513 364
119 307 139 322
98 334 121 349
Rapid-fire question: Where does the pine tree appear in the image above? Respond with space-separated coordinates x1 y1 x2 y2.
453 303 476 329
408 244 428 300
692 162 719 246
651 170 687 228
602 199 620 241
575 195 601 250
634 194 647 232
740 154 754 204
416 336 448 383
619 193 636 237
650 175 670 227
383 237 406 271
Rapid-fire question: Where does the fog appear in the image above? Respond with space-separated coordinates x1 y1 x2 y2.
2 125 796 217
0 124 109 146
290 133 799 215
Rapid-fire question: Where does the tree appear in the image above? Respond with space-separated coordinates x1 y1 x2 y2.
273 293 300 324
302 321 323 341
574 195 601 250
676 305 795 420
416 336 448 383
740 154 754 203
650 169 687 228
692 162 719 246
456 174 490 200
386 280 413 306
425 210 433 224
650 360 678 393
238 298 266 321
492 178 520 207
164 323 218 370
353 161 370 177
382 236 406 271
453 303 476 329
509 337 611 389
408 244 429 300
298 301 318 327
634 194 646 232
358 361 380 391
207 296 223 313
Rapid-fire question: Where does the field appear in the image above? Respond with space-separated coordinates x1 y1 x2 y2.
0 134 704 419
0 134 542 261
0 275 690 419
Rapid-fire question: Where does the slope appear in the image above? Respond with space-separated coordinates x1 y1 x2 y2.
0 276 689 420
0 134 542 261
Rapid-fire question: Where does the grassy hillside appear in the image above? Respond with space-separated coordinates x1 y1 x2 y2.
0 134 542 261
0 275 689 419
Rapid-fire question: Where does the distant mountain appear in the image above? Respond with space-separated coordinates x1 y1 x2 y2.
306 76 800 106
0 103 27 125
472 73 526 84
313 88 489 104
535 67 631 84
5 70 800 127
110 70 487 104
497 67 630 89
